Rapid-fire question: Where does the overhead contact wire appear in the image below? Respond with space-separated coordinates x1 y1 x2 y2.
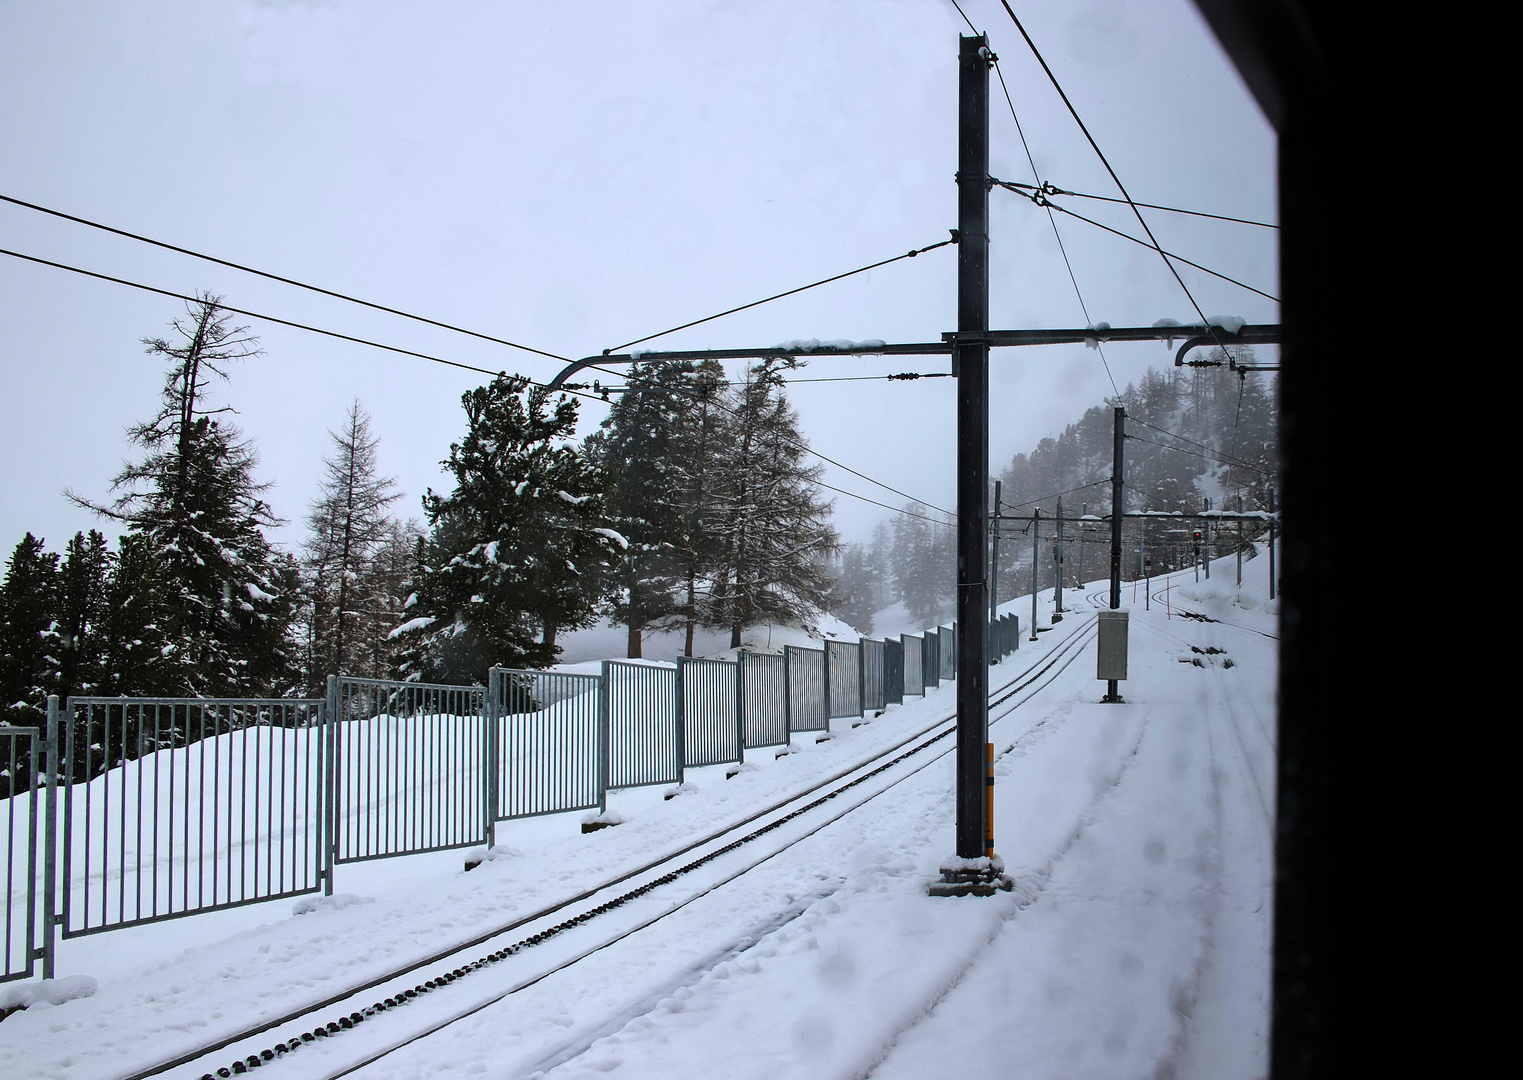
0 193 571 363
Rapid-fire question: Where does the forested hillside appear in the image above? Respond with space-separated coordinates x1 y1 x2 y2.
833 351 1277 631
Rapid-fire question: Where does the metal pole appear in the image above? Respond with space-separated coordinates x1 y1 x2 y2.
1108 407 1124 702
990 480 1001 626
953 31 991 865
1030 509 1040 641
1203 497 1211 579
1237 494 1245 587
1079 502 1087 588
42 695 59 980
1269 487 1277 600
1110 406 1125 610
323 675 339 896
1053 495 1064 616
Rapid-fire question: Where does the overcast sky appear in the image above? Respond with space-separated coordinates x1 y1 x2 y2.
0 0 1275 556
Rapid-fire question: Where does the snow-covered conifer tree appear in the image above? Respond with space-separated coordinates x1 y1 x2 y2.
396 374 618 681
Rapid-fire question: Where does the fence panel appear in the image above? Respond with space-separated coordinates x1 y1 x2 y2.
884 638 904 705
940 626 956 681
61 698 324 937
826 641 861 719
601 662 678 791
923 631 940 690
739 652 789 750
680 658 740 767
902 635 925 696
861 639 887 712
331 678 488 865
493 668 606 817
2 727 39 981
785 646 827 732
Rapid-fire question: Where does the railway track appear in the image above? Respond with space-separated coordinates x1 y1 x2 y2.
126 617 1099 1080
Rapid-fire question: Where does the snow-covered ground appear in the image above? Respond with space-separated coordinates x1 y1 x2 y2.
1 547 1276 1080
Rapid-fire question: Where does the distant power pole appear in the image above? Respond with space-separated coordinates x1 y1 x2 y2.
1030 508 1040 641
1079 502 1087 589
1237 494 1245 587
1052 496 1064 619
1109 406 1125 610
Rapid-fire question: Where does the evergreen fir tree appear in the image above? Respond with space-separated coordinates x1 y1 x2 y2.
396 374 618 682
54 530 111 702
0 534 60 728
707 359 838 646
302 400 402 689
587 359 717 658
68 296 296 696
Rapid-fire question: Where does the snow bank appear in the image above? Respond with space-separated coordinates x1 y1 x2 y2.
0 975 97 1013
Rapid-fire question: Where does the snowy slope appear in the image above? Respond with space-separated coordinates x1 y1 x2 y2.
0 547 1276 1080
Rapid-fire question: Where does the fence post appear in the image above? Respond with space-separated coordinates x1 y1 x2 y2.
598 662 611 813
781 648 792 746
41 695 59 980
485 668 500 849
323 675 339 896
675 659 687 782
735 652 747 759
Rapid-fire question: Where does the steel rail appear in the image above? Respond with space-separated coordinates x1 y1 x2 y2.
125 621 1094 1080
290 621 1102 1080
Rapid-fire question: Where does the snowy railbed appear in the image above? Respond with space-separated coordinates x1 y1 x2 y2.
1 552 1275 1079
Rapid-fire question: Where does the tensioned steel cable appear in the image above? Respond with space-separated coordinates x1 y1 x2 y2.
1125 434 1272 476
996 179 1276 229
2 247 952 524
0 193 572 364
994 187 1280 303
603 236 957 355
991 59 1120 397
993 0 1251 357
579 359 956 518
1125 414 1266 473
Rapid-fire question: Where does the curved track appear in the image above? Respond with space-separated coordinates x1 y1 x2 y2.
133 619 1098 1080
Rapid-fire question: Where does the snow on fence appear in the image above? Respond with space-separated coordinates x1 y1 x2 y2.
6 619 1024 975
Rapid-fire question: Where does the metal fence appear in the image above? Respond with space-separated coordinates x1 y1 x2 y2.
61 697 326 939
785 646 828 732
8 611 994 978
329 678 489 866
739 652 790 750
939 626 956 682
496 668 606 817
862 639 887 712
2 727 40 983
825 640 861 719
903 634 925 697
680 657 741 767
884 639 905 705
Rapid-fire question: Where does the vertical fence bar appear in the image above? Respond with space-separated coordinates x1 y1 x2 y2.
323 676 338 896
736 652 748 755
43 697 58 979
674 661 687 783
486 669 500 849
781 649 792 746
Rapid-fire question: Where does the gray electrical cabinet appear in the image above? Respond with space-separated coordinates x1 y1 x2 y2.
1096 610 1129 681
